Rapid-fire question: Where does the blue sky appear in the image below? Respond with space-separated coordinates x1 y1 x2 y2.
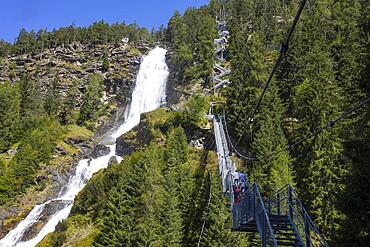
0 0 209 43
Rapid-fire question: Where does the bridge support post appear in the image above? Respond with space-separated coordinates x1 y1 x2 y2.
288 186 293 221
277 192 281 215
304 213 311 247
262 217 266 247
253 183 257 220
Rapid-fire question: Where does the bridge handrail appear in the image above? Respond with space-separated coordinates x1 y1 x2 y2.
265 184 290 202
213 112 327 246
254 183 278 247
291 189 328 247
265 184 328 247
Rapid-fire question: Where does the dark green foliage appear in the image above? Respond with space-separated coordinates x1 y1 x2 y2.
166 7 217 84
251 85 293 194
0 1 367 246
166 127 189 167
78 74 104 125
15 28 37 54
101 55 110 73
44 76 61 118
182 94 210 126
0 40 12 57
1 21 153 57
19 73 43 118
54 111 243 246
0 72 71 203
101 52 110 72
334 107 370 246
94 156 146 246
331 0 364 108
0 82 20 152
199 172 250 247
59 81 79 125
224 0 369 244
209 0 223 16
285 1 345 237
0 117 63 203
226 30 268 140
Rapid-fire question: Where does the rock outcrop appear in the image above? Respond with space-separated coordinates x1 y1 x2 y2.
115 118 153 157
90 144 111 158
0 42 152 239
0 42 149 107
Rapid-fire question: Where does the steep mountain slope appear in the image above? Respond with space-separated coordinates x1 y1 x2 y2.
0 40 148 240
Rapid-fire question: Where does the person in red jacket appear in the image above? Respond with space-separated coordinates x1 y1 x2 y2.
234 185 241 204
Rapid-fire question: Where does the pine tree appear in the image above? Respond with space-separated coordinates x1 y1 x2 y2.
15 28 36 54
0 82 20 152
334 106 370 246
101 55 110 72
251 84 293 194
200 169 250 247
160 192 183 247
44 76 61 118
94 152 148 246
165 127 189 168
60 81 79 125
330 0 364 108
166 7 216 84
128 144 165 246
19 73 43 119
334 1 370 244
160 128 189 245
184 7 217 83
226 30 268 141
94 184 132 247
78 74 104 125
292 1 345 235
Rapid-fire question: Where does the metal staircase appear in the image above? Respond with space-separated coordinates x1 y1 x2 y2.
212 116 327 247
211 5 327 246
213 16 231 90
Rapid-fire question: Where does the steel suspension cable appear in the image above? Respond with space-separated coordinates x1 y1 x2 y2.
197 128 215 246
236 0 308 144
262 96 370 160
222 106 257 161
197 171 213 247
221 96 370 161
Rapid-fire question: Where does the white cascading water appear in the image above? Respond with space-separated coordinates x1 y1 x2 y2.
0 46 169 247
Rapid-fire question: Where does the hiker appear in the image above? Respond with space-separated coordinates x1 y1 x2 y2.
233 185 241 204
239 172 247 193
232 170 240 186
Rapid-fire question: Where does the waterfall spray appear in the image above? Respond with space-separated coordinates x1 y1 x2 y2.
0 47 169 247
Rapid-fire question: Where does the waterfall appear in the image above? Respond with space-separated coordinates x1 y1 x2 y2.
0 46 169 247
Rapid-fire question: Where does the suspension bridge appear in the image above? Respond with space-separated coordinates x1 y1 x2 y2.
205 0 370 245
210 1 328 246
212 113 327 247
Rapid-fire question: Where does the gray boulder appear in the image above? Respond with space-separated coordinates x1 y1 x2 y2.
91 144 110 158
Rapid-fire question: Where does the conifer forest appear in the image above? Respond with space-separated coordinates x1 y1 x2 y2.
0 0 369 246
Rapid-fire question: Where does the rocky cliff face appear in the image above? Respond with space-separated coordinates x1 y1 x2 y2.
165 50 207 109
0 42 151 239
0 42 150 106
0 125 94 239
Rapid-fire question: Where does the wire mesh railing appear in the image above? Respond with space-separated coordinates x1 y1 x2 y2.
213 113 327 246
265 185 328 247
254 183 279 247
231 182 278 246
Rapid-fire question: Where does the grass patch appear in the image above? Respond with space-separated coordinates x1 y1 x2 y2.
145 108 174 127
0 152 12 167
127 47 141 57
58 141 80 155
35 234 54 247
63 124 94 141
